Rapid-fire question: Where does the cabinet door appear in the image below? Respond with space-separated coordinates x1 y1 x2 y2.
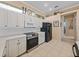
17 13 24 28
30 17 42 28
31 17 36 27
7 11 18 28
0 8 8 27
25 16 35 27
8 39 18 57
18 36 26 55
2 41 8 57
34 18 42 28
37 19 42 28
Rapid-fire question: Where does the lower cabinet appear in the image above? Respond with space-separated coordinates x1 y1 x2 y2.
2 35 26 57
38 32 45 44
2 42 8 57
18 37 26 56
8 39 18 57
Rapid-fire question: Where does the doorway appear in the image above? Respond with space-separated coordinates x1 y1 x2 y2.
61 13 76 43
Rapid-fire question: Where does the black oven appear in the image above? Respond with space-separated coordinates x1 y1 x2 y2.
27 36 38 50
24 32 38 51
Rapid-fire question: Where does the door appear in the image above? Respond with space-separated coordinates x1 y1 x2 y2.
0 8 8 27
7 10 18 28
61 13 76 41
8 39 18 57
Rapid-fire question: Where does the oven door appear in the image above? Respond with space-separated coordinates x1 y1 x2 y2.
27 37 38 50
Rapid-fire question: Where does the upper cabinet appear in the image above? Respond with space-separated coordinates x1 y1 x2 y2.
7 10 18 28
34 17 42 28
0 8 42 28
25 15 34 28
5 10 25 28
25 15 42 28
0 8 8 28
0 8 25 28
17 13 25 28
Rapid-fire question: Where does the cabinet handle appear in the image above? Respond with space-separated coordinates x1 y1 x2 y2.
17 43 18 45
19 42 20 45
3 54 6 57
5 46 6 48
16 25 18 27
5 25 7 27
17 43 19 45
17 42 20 45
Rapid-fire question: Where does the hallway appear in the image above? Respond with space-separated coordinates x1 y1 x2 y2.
21 39 74 57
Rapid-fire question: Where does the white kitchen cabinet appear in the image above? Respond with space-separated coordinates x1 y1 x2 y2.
8 38 18 57
25 16 39 27
30 17 42 28
39 19 42 28
38 32 45 44
35 18 42 28
17 13 25 28
0 8 8 27
25 15 42 28
32 17 38 27
4 35 26 57
2 41 8 57
18 36 26 55
31 17 41 27
25 16 34 27
0 7 42 28
0 8 25 28
7 10 18 28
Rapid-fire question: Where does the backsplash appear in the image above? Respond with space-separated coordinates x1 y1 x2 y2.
0 27 40 37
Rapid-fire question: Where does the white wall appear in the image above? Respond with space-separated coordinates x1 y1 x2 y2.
46 14 61 40
76 10 79 41
46 9 79 41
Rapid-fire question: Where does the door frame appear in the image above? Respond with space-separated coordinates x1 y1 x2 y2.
60 12 77 41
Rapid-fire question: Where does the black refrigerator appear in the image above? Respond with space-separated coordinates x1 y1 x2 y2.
41 22 52 42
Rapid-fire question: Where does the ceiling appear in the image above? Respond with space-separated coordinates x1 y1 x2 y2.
24 1 79 16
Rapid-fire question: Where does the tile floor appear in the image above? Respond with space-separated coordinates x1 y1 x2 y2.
21 39 74 57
